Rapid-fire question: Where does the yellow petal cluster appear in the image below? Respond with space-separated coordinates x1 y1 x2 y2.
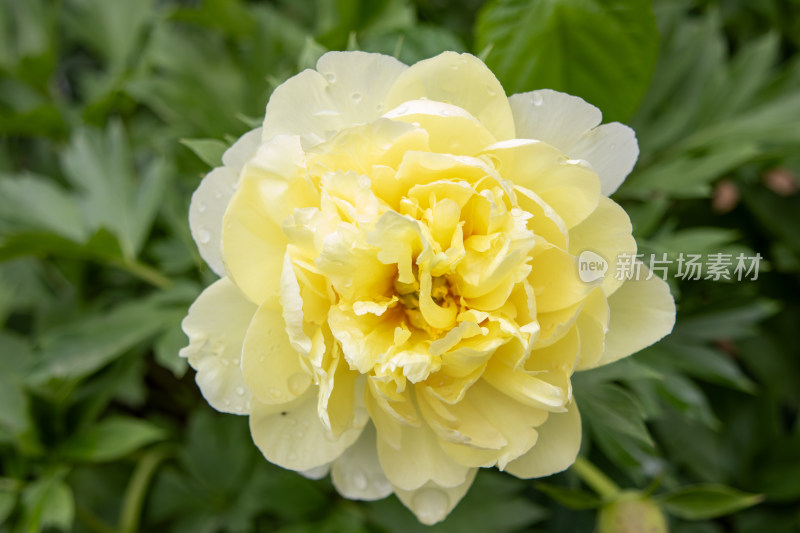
181 51 676 525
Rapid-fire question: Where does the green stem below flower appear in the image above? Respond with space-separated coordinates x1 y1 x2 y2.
118 446 172 533
572 456 621 500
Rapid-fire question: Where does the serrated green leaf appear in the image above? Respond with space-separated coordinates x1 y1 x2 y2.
60 122 169 259
59 416 166 462
475 0 658 121
658 484 763 520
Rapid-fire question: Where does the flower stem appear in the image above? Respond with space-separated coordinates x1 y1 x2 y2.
572 456 621 500
118 446 172 533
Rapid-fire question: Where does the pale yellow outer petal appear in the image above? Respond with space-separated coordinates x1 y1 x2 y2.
504 401 581 479
568 196 637 296
393 469 478 526
376 410 472 491
262 51 408 148
222 135 312 305
180 277 256 414
384 52 516 141
331 424 393 501
241 302 311 405
593 263 676 368
384 99 497 155
249 388 364 471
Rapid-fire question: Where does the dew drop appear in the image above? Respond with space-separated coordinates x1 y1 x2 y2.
234 405 243 412
197 229 211 244
214 192 222 199
375 103 383 112
352 470 368 491
324 72 336 83
486 85 497 97
269 387 282 398
197 202 207 213
610 143 617 150
288 373 311 396
236 386 245 396
221 358 230 367
224 399 231 406
351 92 362 103
532 92 544 106
412 489 449 525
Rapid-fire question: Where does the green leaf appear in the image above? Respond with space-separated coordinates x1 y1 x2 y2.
28 297 181 384
59 416 166 462
0 332 33 443
21 473 75 532
658 484 763 520
475 0 658 121
61 0 155 72
60 122 169 259
0 173 89 242
179 138 228 168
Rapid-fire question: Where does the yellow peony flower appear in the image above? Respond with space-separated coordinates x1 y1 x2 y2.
181 51 675 525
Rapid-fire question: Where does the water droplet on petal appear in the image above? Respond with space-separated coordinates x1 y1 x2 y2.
197 229 211 244
610 143 618 150
353 470 368 490
487 85 497 97
324 72 336 83
235 387 245 396
214 192 222 199
412 489 449 525
351 92 362 103
269 387 282 398
197 202 207 213
224 399 231 406
532 92 544 106
288 373 311 396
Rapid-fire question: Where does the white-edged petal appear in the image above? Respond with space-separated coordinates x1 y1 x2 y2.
222 127 262 171
300 464 331 480
594 264 676 367
509 89 601 151
249 388 365 472
180 277 257 414
262 51 407 148
570 123 639 196
393 469 478 526
508 89 639 195
504 401 581 479
189 166 237 275
332 424 393 501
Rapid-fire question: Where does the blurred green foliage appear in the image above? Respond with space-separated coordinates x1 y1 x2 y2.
1 0 799 531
